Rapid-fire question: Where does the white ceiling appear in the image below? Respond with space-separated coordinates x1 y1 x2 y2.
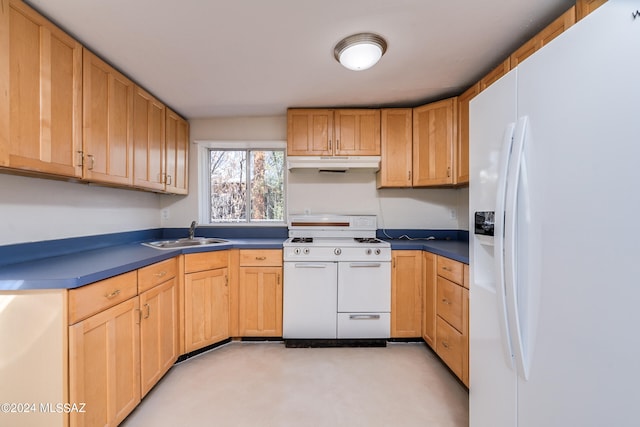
25 0 575 119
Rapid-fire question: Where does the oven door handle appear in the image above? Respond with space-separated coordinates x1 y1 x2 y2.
292 263 328 268
348 262 382 268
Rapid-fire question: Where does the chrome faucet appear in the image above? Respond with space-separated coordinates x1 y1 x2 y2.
189 221 197 240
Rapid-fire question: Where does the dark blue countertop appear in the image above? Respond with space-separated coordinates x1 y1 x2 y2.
0 228 468 291
0 238 285 291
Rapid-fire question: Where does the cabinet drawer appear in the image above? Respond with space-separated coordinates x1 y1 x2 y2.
436 316 464 379
436 276 463 332
184 251 228 273
437 256 464 285
239 249 282 267
138 258 177 293
68 271 138 324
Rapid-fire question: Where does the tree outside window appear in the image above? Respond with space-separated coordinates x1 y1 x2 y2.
209 149 284 223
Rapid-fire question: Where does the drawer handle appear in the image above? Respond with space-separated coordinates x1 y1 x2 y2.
441 298 451 305
442 341 450 349
255 256 267 260
442 266 452 272
104 289 121 299
154 271 167 278
349 314 381 320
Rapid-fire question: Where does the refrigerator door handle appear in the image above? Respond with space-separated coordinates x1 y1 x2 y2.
495 122 516 370
504 116 531 380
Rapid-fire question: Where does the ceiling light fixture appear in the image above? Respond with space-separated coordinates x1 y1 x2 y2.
334 33 387 71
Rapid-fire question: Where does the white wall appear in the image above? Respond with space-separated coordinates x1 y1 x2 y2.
162 115 470 231
0 174 161 246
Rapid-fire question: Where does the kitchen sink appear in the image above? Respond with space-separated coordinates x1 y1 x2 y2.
143 237 229 249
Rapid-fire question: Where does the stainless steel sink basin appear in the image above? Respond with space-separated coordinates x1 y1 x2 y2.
143 237 229 249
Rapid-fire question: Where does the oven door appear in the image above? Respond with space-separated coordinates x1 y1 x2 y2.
283 261 338 339
337 261 391 312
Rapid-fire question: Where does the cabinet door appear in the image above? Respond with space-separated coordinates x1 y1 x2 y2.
422 251 437 348
83 48 134 185
286 109 333 156
238 266 283 336
165 108 189 194
184 268 229 353
391 251 422 338
479 58 511 91
576 0 607 20
69 297 140 427
334 109 381 156
139 278 178 397
455 84 479 185
2 0 82 177
377 108 413 188
510 7 575 68
133 85 165 191
412 98 457 186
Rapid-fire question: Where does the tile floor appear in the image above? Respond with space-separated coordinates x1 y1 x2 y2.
121 341 468 427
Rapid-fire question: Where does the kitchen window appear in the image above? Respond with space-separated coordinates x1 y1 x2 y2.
199 142 286 224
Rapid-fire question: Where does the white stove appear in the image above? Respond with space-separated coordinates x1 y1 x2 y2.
282 215 391 342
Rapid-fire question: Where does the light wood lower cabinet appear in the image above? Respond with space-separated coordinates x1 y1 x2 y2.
69 296 140 427
238 249 283 337
184 267 229 352
432 255 469 387
391 250 422 338
139 278 179 397
422 251 437 348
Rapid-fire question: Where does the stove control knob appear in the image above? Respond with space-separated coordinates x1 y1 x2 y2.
375 249 381 255
334 248 342 256
303 248 310 255
366 249 372 255
294 248 301 255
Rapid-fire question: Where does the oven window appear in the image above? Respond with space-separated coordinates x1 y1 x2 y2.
207 148 285 224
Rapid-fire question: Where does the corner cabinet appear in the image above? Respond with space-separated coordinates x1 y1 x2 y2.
287 108 380 156
183 251 230 353
1 0 83 178
412 98 458 186
238 249 283 337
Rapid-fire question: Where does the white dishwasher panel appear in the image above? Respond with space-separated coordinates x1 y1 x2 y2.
283 262 337 339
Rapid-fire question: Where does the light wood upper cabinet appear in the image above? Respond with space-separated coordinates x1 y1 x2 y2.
287 108 380 156
455 84 479 185
334 109 381 156
69 296 140 427
510 7 576 68
391 250 423 338
1 0 82 178
287 109 333 156
83 49 134 185
576 0 607 20
165 108 189 194
376 108 413 188
479 58 511 92
133 85 166 191
412 97 458 187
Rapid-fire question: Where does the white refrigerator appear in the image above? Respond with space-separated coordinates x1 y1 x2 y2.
469 1 640 426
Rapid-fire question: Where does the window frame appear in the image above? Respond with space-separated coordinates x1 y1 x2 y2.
196 141 287 226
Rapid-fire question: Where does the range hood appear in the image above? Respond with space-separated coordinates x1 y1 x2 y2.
286 156 380 172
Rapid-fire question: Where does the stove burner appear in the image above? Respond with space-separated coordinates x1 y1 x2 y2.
354 237 383 244
291 237 313 243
